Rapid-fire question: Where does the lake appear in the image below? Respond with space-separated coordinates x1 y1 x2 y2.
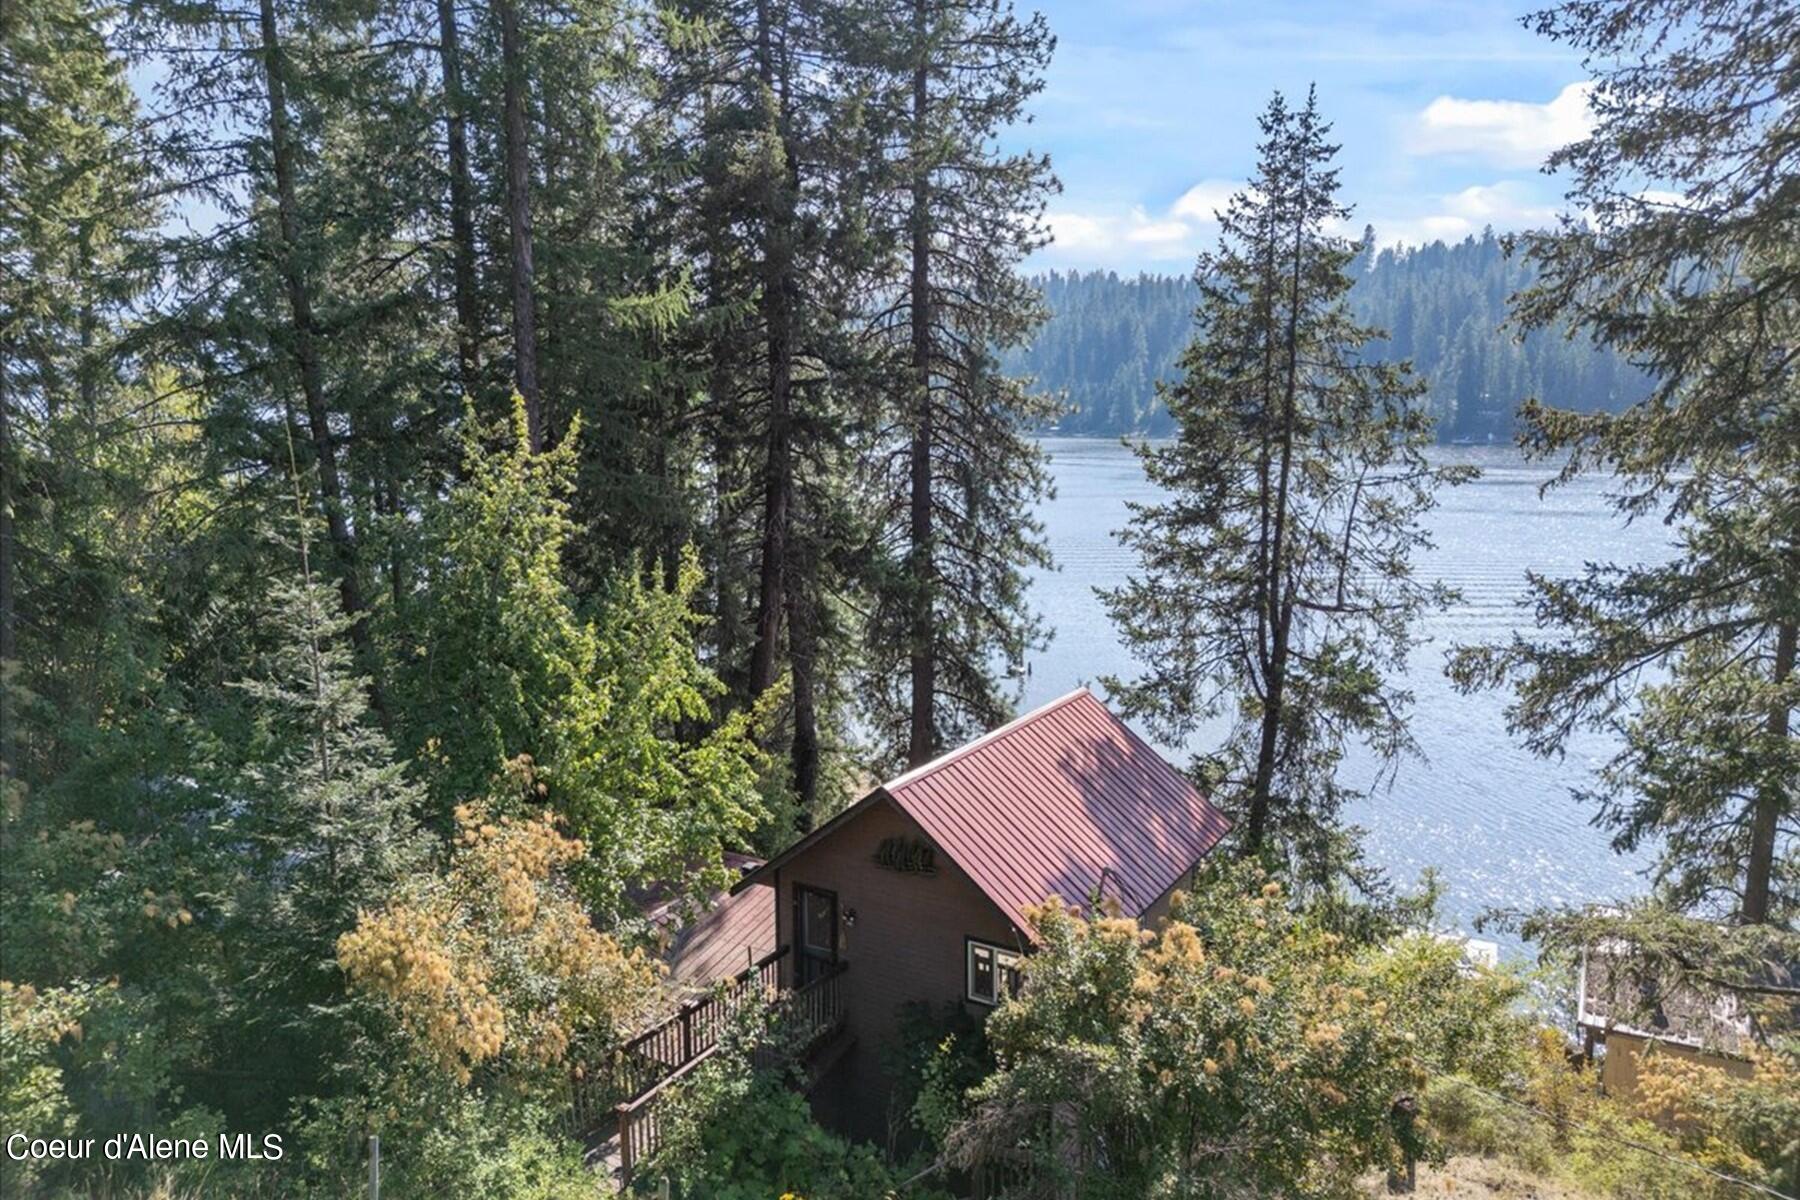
1021 438 1674 954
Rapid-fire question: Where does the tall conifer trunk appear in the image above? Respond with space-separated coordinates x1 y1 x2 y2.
905 1 935 768
255 0 377 678
1244 146 1308 855
786 535 820 816
1743 620 1795 924
0 349 14 674
497 0 542 449
436 0 482 400
747 0 794 701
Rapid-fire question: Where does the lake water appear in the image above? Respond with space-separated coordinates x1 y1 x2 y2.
1021 438 1674 955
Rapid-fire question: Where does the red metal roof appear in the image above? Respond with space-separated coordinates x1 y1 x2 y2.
664 883 776 991
879 688 1230 936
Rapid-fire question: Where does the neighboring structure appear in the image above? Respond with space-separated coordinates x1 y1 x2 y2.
1577 943 1757 1099
729 686 1231 1138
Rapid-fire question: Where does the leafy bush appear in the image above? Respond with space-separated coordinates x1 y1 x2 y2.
646 1059 898 1200
287 1057 596 1200
885 1001 994 1153
1423 1075 1553 1172
1426 1026 1791 1200
338 788 660 1087
951 858 1530 1199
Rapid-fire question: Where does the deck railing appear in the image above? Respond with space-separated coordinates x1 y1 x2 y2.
623 943 789 1069
567 943 790 1138
615 958 849 1184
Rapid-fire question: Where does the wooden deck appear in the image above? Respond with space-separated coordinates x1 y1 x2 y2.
567 944 849 1188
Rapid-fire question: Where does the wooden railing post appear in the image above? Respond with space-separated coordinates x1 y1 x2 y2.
616 1102 634 1185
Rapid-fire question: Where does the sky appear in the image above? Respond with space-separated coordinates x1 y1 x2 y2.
1014 0 1593 274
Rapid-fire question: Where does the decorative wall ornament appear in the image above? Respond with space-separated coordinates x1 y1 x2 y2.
873 836 937 876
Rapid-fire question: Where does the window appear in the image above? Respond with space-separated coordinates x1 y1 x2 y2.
966 938 1023 1006
800 888 835 956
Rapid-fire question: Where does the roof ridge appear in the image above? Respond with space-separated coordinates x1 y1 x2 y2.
881 687 1094 795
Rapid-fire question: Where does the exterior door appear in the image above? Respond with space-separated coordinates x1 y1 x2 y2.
794 884 837 985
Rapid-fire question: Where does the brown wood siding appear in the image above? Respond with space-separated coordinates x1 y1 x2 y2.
768 797 1026 1139
1138 865 1200 927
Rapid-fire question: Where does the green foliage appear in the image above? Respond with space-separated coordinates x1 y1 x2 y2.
289 1060 599 1200
0 982 86 1195
394 399 773 922
650 1064 897 1200
213 526 430 1090
853 0 1060 769
1424 1030 1789 1200
1451 0 1800 925
1422 1076 1553 1172
11 0 1788 1194
884 1001 995 1152
1102 89 1473 893
949 858 1528 1199
337 791 660 1089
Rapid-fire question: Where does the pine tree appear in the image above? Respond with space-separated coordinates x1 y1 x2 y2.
1003 237 1653 438
1 0 158 713
120 0 462 708
1103 90 1471 891
1452 0 1799 925
0 0 187 985
859 0 1059 768
655 0 877 816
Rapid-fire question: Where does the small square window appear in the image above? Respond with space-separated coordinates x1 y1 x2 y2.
967 939 1023 1006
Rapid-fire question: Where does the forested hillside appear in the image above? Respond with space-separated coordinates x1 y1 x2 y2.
1009 229 1653 438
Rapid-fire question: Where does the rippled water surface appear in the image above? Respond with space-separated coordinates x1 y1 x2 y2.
1021 439 1675 953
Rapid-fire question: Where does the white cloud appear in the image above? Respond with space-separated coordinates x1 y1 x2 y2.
1169 180 1239 224
1042 177 1562 269
1123 208 1193 247
1409 81 1594 168
1044 180 1243 266
1043 211 1116 253
1366 180 1561 248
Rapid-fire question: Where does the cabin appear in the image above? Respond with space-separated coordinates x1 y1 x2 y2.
1576 942 1760 1101
718 686 1230 1141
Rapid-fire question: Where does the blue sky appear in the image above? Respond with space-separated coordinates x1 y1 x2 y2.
1015 0 1592 273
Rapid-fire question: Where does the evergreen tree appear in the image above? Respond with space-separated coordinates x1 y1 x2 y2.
654 0 877 817
217 517 427 1116
1452 0 1799 925
119 0 454 705
1006 237 1653 439
1 0 159 753
0 0 191 994
859 0 1059 768
1103 90 1471 891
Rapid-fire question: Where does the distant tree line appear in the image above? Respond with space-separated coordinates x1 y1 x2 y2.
1006 229 1654 440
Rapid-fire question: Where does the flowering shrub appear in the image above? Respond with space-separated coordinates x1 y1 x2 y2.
1633 1046 1800 1193
949 860 1527 1198
337 788 659 1085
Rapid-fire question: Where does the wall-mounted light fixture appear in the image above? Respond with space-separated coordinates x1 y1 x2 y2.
842 907 858 928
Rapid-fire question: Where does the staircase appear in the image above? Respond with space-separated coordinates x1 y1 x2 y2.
568 943 849 1186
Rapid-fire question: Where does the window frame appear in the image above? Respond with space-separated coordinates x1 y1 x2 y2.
964 936 1023 1007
